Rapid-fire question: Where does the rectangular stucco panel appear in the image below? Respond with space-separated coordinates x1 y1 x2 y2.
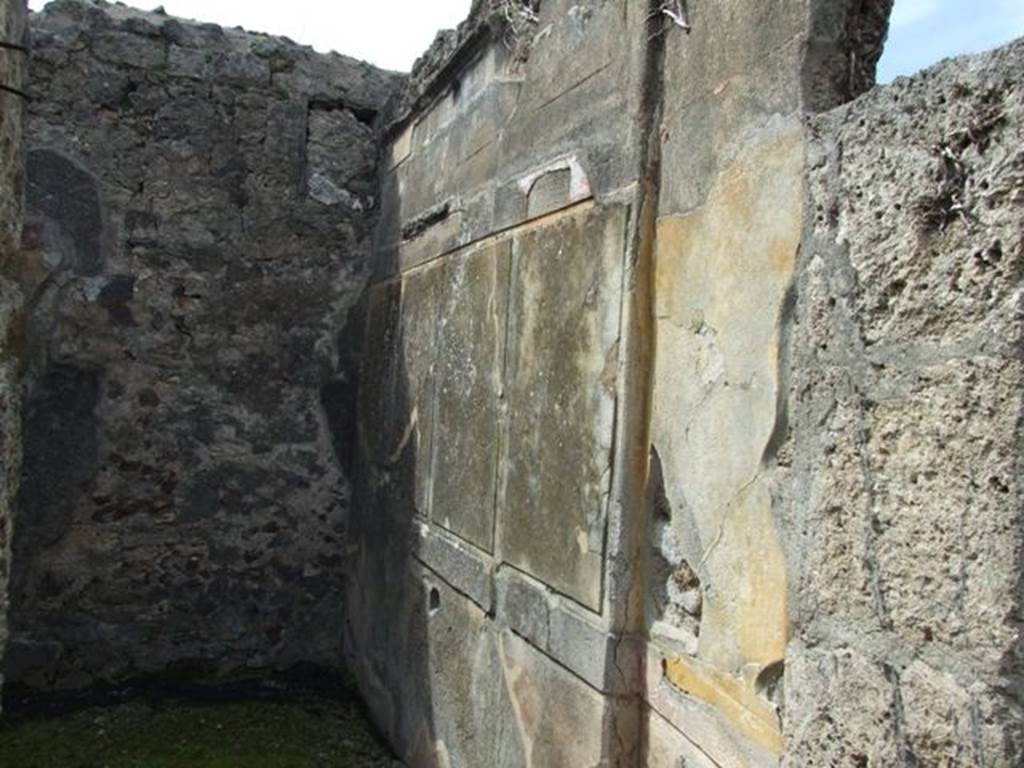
499 204 627 611
430 241 511 551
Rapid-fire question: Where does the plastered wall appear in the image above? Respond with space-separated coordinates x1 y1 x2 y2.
346 3 653 764
353 1 1022 767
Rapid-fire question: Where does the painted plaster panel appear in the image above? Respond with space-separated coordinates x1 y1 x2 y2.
499 204 627 610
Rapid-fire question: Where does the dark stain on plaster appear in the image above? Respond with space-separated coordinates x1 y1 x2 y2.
25 149 105 276
15 365 101 550
97 274 136 327
401 199 453 241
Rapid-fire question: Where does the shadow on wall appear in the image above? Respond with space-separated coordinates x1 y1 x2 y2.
343 169 438 759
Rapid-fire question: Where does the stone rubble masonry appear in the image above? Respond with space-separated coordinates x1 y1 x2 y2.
3 0 400 697
0 0 27 719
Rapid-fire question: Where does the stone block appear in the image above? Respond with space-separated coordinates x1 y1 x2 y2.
645 709 720 768
496 563 641 696
494 0 645 200
899 661 983 766
548 599 640 695
91 30 166 68
784 364 882 631
868 358 1022 667
399 264 445 517
805 44 1024 352
396 129 454 223
782 642 902 768
387 124 413 172
359 280 404 466
498 81 635 203
499 203 627 611
413 523 494 614
374 169 402 255
509 0 629 123
495 565 550 650
396 567 526 768
497 630 627 767
210 49 269 84
167 45 207 79
396 209 463 272
306 106 377 206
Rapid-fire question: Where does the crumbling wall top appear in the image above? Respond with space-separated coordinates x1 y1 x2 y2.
387 0 540 132
31 0 402 116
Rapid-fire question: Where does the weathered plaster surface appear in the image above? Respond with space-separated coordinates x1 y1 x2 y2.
431 241 509 552
649 122 802 761
644 0 816 759
501 204 625 609
347 2 651 763
351 1 1023 766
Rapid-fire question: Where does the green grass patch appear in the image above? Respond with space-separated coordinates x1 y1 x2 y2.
0 697 395 768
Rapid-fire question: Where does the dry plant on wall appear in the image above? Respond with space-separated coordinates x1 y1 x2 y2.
490 0 540 65
657 0 691 30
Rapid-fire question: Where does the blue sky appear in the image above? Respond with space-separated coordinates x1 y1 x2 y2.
27 0 1024 78
879 0 1024 81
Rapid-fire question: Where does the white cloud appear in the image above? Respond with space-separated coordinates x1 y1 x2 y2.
28 0 473 71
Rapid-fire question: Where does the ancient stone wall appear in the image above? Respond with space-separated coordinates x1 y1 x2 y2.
346 2 652 764
3 0 398 697
353 1 1023 767
0 0 27 717
783 39 1024 766
0 0 1020 765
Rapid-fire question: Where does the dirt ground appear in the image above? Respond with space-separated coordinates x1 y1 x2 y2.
0 694 397 768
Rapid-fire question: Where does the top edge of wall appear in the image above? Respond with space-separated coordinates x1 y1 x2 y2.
384 0 528 138
29 0 403 107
